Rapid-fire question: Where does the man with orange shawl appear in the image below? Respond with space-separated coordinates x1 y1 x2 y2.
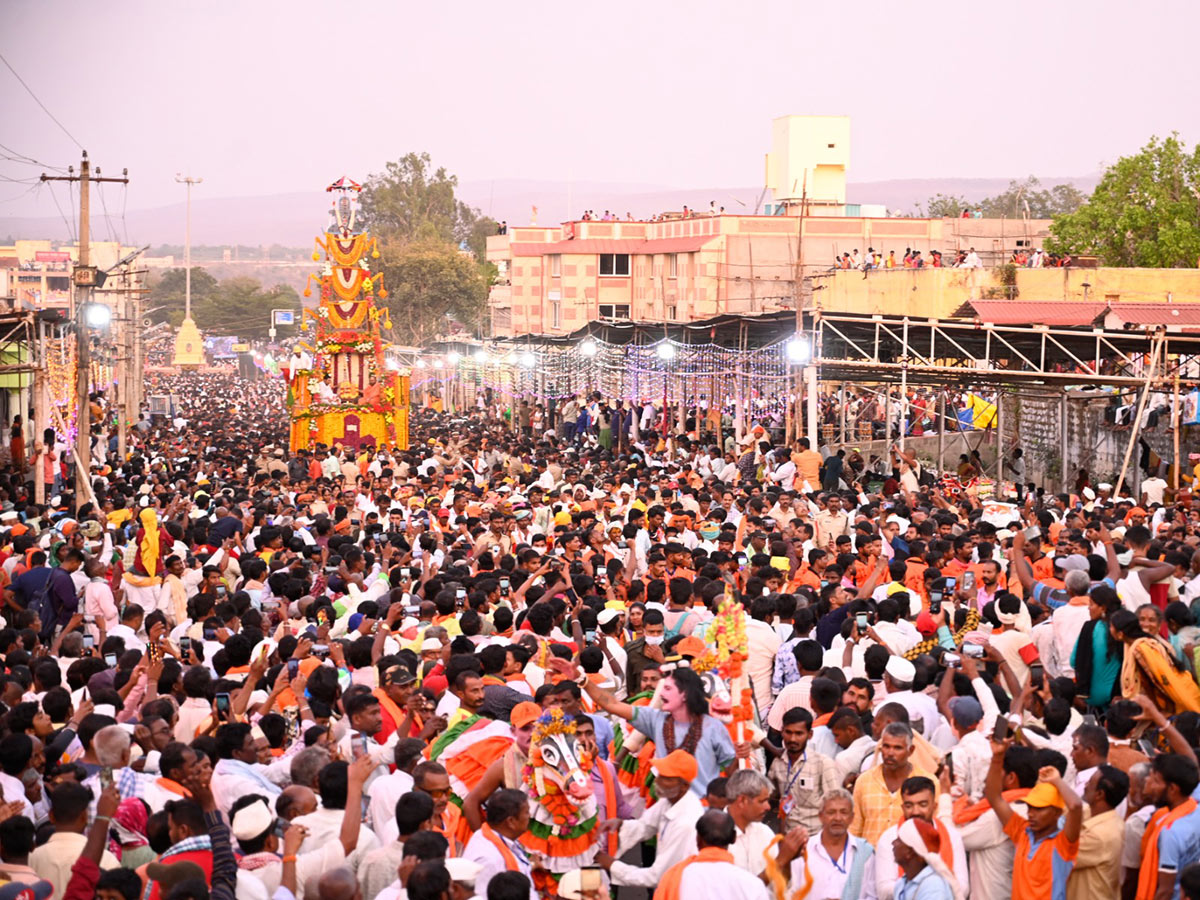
653 808 769 900
122 506 173 617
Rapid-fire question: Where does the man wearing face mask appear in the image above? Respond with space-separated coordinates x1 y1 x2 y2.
624 608 666 694
697 521 722 553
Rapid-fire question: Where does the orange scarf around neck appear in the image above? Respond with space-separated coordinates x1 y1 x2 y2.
952 788 1030 826
373 687 408 731
654 848 735 900
481 823 520 871
596 762 619 856
1139 798 1198 900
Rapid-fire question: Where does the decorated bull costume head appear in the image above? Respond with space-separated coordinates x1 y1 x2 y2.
519 708 600 873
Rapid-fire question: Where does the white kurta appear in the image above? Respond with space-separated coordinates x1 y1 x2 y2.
462 828 535 900
675 860 771 900
610 791 704 887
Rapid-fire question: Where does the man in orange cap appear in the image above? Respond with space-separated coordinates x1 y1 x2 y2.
592 749 704 889
985 739 1082 900
461 701 543 831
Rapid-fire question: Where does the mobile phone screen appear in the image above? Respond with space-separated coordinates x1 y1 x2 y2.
992 717 1009 742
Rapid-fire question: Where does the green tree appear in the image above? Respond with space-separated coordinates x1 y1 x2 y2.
360 152 497 261
977 177 1088 219
192 277 300 340
1047 135 1200 267
146 267 219 328
922 193 971 217
376 236 489 345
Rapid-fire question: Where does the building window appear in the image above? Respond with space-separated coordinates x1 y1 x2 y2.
598 253 630 276
599 304 630 320
549 254 561 276
668 254 678 278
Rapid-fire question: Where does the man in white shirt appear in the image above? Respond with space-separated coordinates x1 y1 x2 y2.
594 749 704 889
229 793 352 898
880 656 941 740
662 809 771 900
943 696 994 802
211 722 284 816
938 743 1033 900
462 788 536 900
0 733 36 821
107 604 148 654
367 740 424 844
293 756 379 873
745 603 781 716
1142 475 1168 507
799 789 875 900
595 609 628 699
725 770 784 880
872 776 968 900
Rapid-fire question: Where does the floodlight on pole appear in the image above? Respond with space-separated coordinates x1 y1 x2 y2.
84 303 111 329
785 335 811 364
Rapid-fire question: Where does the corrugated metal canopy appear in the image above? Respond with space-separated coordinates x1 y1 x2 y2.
966 299 1107 327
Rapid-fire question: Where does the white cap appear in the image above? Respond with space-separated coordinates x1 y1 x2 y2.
231 798 274 841
597 608 623 626
885 656 916 682
444 858 483 885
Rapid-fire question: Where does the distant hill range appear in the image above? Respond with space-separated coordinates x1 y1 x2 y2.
0 174 1101 247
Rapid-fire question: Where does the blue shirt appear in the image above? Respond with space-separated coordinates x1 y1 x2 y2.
11 566 51 609
895 866 955 900
1158 804 1200 898
632 706 735 796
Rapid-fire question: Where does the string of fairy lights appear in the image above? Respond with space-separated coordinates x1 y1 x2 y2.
406 333 813 414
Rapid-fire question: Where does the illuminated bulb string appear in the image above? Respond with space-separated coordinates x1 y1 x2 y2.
422 336 801 406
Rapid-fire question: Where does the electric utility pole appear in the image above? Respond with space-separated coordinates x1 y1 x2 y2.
41 151 128 502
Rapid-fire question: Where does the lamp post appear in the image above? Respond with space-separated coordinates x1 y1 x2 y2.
172 175 204 367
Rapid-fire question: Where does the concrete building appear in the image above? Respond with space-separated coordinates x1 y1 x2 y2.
765 114 851 212
0 239 142 312
485 214 1052 337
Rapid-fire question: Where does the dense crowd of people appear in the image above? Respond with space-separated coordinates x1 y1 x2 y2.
0 370 1198 900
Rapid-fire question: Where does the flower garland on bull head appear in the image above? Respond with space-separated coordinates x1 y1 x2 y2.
706 592 758 768
518 707 600 882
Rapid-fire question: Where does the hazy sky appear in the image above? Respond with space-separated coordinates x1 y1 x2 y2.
3 0 1198 222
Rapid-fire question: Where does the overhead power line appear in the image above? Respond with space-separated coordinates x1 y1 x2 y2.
0 51 84 150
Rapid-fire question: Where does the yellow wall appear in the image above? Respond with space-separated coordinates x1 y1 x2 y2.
814 266 1200 319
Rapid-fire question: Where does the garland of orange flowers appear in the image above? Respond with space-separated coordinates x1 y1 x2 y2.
711 593 755 763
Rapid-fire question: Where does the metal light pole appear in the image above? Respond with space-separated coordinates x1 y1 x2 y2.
175 174 202 320
172 175 204 367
